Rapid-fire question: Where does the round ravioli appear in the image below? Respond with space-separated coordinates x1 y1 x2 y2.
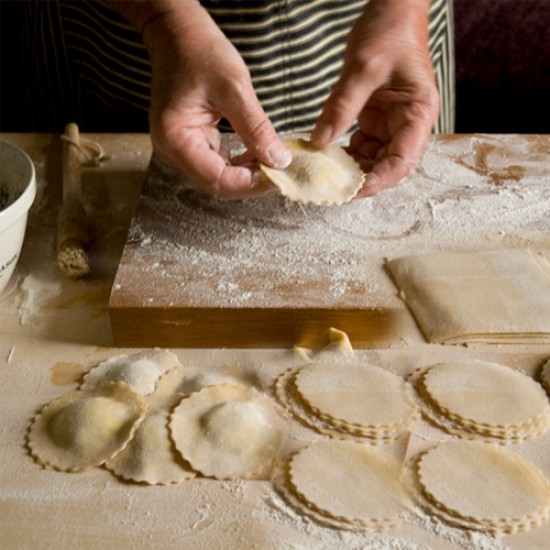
420 360 550 428
417 440 550 531
28 382 146 472
81 348 180 395
260 139 364 205
169 383 286 479
105 411 196 485
288 439 413 527
294 361 417 430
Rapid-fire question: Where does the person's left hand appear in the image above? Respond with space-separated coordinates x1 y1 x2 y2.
311 0 440 197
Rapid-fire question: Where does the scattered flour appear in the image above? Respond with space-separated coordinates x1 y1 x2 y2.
113 134 550 310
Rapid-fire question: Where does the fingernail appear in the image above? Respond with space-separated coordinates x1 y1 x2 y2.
266 142 292 169
363 172 380 187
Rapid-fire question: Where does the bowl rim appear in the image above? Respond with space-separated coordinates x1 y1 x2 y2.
0 140 37 231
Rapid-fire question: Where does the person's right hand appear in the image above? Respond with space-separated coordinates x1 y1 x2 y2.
311 0 439 197
138 1 291 199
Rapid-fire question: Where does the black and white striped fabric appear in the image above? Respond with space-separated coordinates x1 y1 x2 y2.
206 0 368 133
23 0 454 134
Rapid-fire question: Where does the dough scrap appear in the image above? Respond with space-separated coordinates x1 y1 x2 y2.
169 383 286 479
420 360 550 430
294 361 417 430
295 327 354 357
28 382 146 472
416 440 550 534
386 249 550 345
287 440 413 529
260 139 364 205
105 411 196 485
81 348 180 395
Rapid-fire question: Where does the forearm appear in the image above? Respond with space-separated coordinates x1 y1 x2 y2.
107 0 232 83
105 0 190 32
105 0 212 49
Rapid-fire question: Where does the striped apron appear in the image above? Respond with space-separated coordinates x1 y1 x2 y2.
23 0 454 134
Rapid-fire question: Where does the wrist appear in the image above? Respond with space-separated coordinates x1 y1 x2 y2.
108 0 219 66
360 0 431 44
366 0 431 25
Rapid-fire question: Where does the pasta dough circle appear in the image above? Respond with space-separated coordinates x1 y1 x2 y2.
417 440 550 528
260 139 364 205
105 411 196 485
421 360 550 428
288 439 413 527
294 362 417 429
28 382 146 472
275 365 407 441
169 383 286 479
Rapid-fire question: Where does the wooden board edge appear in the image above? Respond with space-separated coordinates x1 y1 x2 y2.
108 306 405 349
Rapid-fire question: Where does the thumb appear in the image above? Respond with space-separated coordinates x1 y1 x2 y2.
222 86 292 169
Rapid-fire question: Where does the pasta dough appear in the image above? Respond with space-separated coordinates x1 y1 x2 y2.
28 382 146 472
105 411 196 485
295 327 354 357
416 440 550 535
260 139 364 205
169 383 286 480
81 348 180 395
387 249 550 345
411 360 550 441
421 360 550 427
276 330 412 440
293 361 417 431
286 439 413 530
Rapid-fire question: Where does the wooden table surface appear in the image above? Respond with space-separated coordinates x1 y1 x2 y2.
1 133 549 549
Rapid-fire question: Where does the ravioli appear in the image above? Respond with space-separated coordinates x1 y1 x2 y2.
169 383 286 480
105 411 196 485
28 382 146 472
81 348 180 395
260 139 364 205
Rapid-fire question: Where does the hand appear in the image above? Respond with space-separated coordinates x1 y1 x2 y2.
311 0 439 197
119 1 291 199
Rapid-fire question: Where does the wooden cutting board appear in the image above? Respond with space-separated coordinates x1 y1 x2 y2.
109 133 550 348
109 150 406 348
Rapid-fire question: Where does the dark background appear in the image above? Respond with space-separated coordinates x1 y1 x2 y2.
453 0 550 133
2 0 550 134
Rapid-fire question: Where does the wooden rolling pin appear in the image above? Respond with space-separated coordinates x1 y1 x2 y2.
56 123 92 278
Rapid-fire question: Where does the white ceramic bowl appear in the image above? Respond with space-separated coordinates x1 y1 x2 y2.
0 141 36 294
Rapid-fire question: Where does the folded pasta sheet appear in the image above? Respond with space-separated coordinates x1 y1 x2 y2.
386 249 550 345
